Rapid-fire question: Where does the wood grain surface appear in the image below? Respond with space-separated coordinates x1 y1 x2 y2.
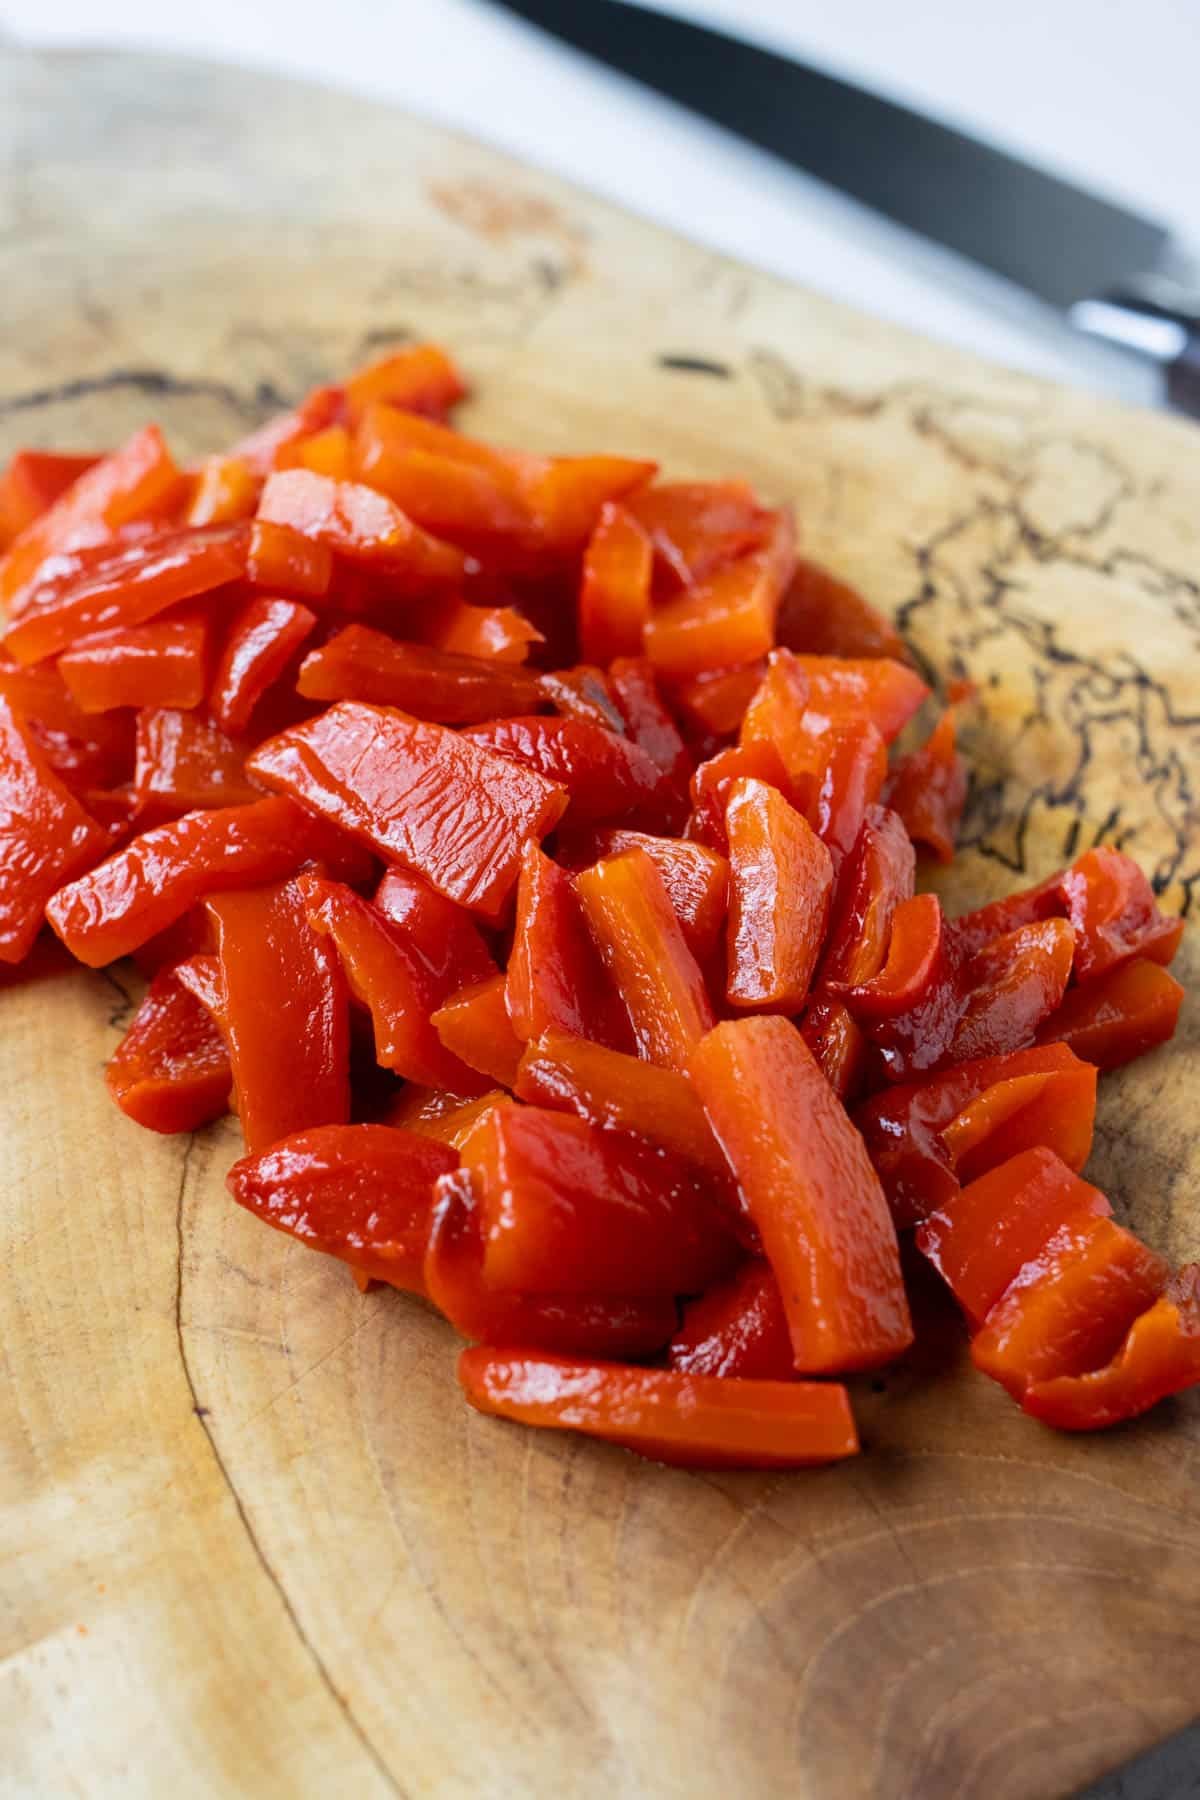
3 47 1200 1800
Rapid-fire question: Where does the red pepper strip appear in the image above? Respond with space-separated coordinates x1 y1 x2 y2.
296 624 544 723
775 556 912 663
535 664 626 733
349 402 524 489
0 450 101 548
1035 957 1185 1071
809 720 889 885
831 893 946 1021
431 974 524 1088
280 424 353 480
185 455 260 527
104 964 232 1134
690 1016 913 1372
557 826 729 961
0 698 110 963
687 739 799 857
58 614 209 714
463 715 667 828
353 406 533 551
672 662 762 737
519 455 658 557
210 596 317 736
303 877 490 1095
608 656 695 812
782 654 929 744
230 385 345 477
950 918 1077 1066
916 1147 1112 1330
798 996 869 1104
424 599 542 663
814 804 915 990
506 843 628 1050
45 794 340 966
247 701 568 921
425 1168 679 1358
256 470 469 590
4 523 248 666
579 502 653 665
373 866 495 984
1 425 186 609
344 343 468 424
0 657 135 792
134 708 261 817
644 511 796 681
576 847 716 1071
245 519 333 597
458 1348 859 1471
626 479 770 587
208 876 351 1154
173 952 228 1030
971 1215 1169 1399
725 776 833 1012
855 1042 1097 1228
737 648 811 777
1022 1266 1200 1430
667 1261 795 1380
515 1028 729 1181
383 1085 508 1149
226 1124 457 1288
883 709 967 863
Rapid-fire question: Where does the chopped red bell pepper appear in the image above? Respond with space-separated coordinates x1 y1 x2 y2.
372 865 496 985
383 1085 508 1149
1022 1266 1200 1430
134 708 261 816
245 518 333 597
667 1260 795 1381
725 775 833 1011
256 469 469 589
173 951 228 1030
1035 957 1185 1070
506 843 627 1049
104 964 232 1134
783 654 929 743
458 1348 859 1470
627 479 770 587
424 598 542 663
296 624 544 723
644 511 796 680
672 661 763 737
247 700 568 920
0 697 110 963
58 613 209 714
208 875 351 1154
575 846 716 1071
535 663 626 733
519 454 657 556
281 424 354 481
431 973 524 1088
814 804 915 990
798 995 869 1103
690 1016 912 1371
343 344 468 424
687 738 799 856
230 385 345 476
463 714 667 827
0 657 135 793
608 656 694 827
775 556 911 662
557 825 729 961
226 1124 457 1288
210 595 318 736
579 502 653 664
185 455 260 527
0 450 102 548
353 403 532 552
883 708 967 863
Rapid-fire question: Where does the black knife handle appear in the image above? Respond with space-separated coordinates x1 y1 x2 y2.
1167 332 1200 416
1071 278 1200 419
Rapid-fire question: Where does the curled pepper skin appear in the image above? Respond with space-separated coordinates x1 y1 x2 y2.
104 964 231 1134
690 1016 913 1372
775 556 911 662
297 624 544 723
58 614 209 714
210 595 318 736
226 1124 457 1289
247 701 568 921
1035 957 1185 1071
208 875 351 1154
431 973 525 1088
0 697 111 963
667 1261 795 1381
425 1168 679 1358
579 501 653 665
1022 1266 1200 1430
725 776 833 1012
883 709 967 863
134 708 261 817
916 1147 1112 1330
458 1348 859 1471
461 1102 738 1297
506 843 628 1050
645 511 796 681
463 715 668 828
576 847 716 1072
627 479 770 587
45 794 337 966
557 825 729 961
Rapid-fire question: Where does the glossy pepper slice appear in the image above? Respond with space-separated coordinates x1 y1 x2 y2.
463 715 667 827
245 519 334 598
815 804 915 990
0 449 101 548
458 1348 859 1471
515 1028 728 1180
608 656 694 823
725 776 833 1012
687 738 798 857
627 479 770 587
424 598 542 663
0 697 110 963
690 1016 913 1372
578 502 653 664
383 1086 509 1149
576 847 716 1071
353 405 533 553
1035 957 1185 1071
372 867 496 983
916 1147 1112 1330
425 1168 679 1358
227 1124 457 1288
104 964 232 1134
461 1102 737 1297
644 511 796 681
209 595 318 736
775 556 911 662
883 708 968 863
133 708 261 817
431 974 524 1088
672 661 764 737
58 614 209 714
230 385 345 476
506 843 628 1050
781 654 928 744
303 877 491 1095
247 701 568 921
208 875 351 1154
557 826 729 961
257 469 469 590
667 1261 795 1381
343 343 468 424
297 624 545 723
0 658 135 793
1022 1266 1200 1431
185 455 260 527
45 794 338 966
798 996 869 1104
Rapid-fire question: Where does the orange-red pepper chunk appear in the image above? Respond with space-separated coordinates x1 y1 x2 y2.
667 1261 795 1381
0 658 134 791
133 708 261 817
256 469 469 590
185 455 260 527
608 656 695 806
297 624 545 723
353 404 533 552
506 843 628 1050
0 450 101 549
105 964 232 1134
883 709 967 863
343 343 468 425
247 701 568 921
431 973 525 1088
465 715 669 829
1022 1266 1200 1430
690 1016 913 1373
227 1124 457 1289
425 599 542 663
644 511 796 681
687 738 799 856
458 1349 859 1470
579 501 653 665
210 595 317 737
245 519 333 597
775 556 911 663
58 614 209 714
230 385 344 477
725 776 833 1012
0 697 111 963
208 875 351 1154
384 1086 508 1149
627 479 770 587
575 847 716 1072
557 826 729 961
1035 956 1185 1071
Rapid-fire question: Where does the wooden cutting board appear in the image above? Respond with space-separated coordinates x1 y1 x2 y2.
3 46 1199 1800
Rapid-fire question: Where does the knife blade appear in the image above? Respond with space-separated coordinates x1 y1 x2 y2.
487 0 1200 415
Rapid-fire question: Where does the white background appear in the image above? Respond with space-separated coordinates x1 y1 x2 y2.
2 0 1198 405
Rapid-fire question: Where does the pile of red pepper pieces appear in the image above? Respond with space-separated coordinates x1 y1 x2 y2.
1 343 1193 1468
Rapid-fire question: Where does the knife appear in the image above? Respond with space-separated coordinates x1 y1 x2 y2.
488 0 1200 416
